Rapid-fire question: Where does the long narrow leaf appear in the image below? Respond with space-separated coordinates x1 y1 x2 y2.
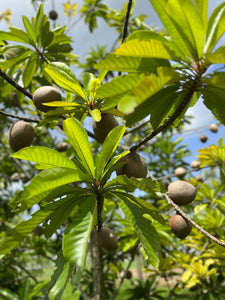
63 195 96 284
117 192 160 268
95 125 126 181
45 62 86 100
11 146 77 170
18 167 90 210
63 117 95 178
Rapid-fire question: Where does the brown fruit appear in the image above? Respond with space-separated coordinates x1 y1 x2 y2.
169 214 192 239
49 10 58 20
124 270 132 279
174 167 186 179
195 174 203 182
168 180 196 205
95 227 118 250
11 92 20 107
33 86 62 112
56 142 68 152
116 152 147 178
209 123 218 133
190 160 200 170
92 114 119 143
200 134 208 143
8 121 35 152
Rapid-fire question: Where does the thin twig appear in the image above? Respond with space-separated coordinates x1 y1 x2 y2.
121 0 133 43
124 119 149 136
165 193 225 248
0 110 39 123
0 68 33 99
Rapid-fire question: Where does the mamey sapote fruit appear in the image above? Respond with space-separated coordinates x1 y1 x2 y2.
94 227 118 250
209 123 218 133
174 167 186 179
56 142 68 152
49 10 58 20
10 172 20 182
190 160 200 170
8 121 35 152
92 114 119 143
200 134 208 143
116 152 147 178
168 180 196 205
169 214 192 239
33 86 62 112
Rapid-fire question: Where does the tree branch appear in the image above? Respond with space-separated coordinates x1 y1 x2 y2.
0 109 39 123
0 68 33 99
121 0 133 43
129 79 199 152
165 193 225 248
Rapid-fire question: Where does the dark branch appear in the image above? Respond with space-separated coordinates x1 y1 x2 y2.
121 0 133 43
0 110 39 123
129 79 199 152
0 68 33 99
165 193 225 248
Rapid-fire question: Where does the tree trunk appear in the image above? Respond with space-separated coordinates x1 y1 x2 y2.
90 232 105 300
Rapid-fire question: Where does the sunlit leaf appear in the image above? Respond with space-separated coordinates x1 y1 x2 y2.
63 117 95 178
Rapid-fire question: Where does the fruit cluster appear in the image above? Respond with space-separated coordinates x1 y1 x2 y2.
168 180 197 239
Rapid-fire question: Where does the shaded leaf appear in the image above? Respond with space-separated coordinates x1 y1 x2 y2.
63 195 96 283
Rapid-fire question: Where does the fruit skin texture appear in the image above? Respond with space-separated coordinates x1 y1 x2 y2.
168 180 196 205
95 227 118 250
174 167 186 179
49 10 58 20
169 214 192 239
33 86 62 112
209 123 218 133
8 121 35 152
200 134 208 143
92 114 119 143
56 142 68 152
116 152 148 178
190 160 200 170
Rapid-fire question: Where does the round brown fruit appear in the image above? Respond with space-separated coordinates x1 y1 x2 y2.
11 92 20 107
168 180 196 205
169 214 192 239
116 152 147 178
174 167 186 179
49 10 58 20
95 227 118 250
124 270 132 279
195 174 203 182
8 121 35 152
200 134 208 143
92 114 119 143
56 142 68 152
209 123 218 133
10 172 20 182
190 160 200 170
33 86 62 112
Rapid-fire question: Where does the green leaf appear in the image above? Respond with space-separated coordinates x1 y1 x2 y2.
63 118 95 178
83 72 96 97
63 195 96 283
95 125 126 181
22 16 36 45
0 49 32 70
0 27 30 44
45 62 86 100
18 167 90 211
11 146 77 170
96 74 143 99
118 94 137 114
115 39 175 60
89 108 101 121
94 54 170 73
117 192 160 268
149 0 202 59
196 0 208 30
49 250 73 300
35 4 44 42
202 85 225 125
0 289 18 300
205 48 225 64
40 16 54 49
27 282 47 300
125 83 180 128
205 2 225 52
22 53 37 87
0 201 58 255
